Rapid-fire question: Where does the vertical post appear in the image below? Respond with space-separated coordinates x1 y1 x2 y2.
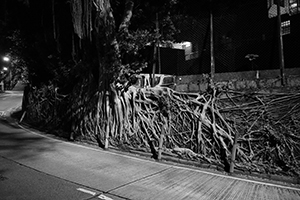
151 47 157 87
229 131 239 174
158 40 161 74
210 0 215 86
152 13 159 87
104 125 109 149
276 0 285 86
158 124 164 160
157 12 161 74
104 91 110 149
95 92 101 145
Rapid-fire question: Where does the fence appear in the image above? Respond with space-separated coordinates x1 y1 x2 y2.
158 0 300 76
175 67 300 93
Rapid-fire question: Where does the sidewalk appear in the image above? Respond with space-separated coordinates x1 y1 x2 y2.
1 83 300 199
0 119 298 200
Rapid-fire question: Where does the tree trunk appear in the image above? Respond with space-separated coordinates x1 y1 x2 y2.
69 0 135 147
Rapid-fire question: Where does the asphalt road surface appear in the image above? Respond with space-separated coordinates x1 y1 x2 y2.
1 83 300 200
0 155 101 200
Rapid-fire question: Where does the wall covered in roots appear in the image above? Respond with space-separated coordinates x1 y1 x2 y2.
22 77 300 178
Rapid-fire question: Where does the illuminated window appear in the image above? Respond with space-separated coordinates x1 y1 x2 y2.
289 0 300 15
281 20 291 35
267 0 290 18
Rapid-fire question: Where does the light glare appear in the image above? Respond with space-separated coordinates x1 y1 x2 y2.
3 56 10 62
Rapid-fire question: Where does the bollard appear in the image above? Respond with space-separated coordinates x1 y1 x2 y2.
104 124 109 149
157 124 165 160
229 131 239 173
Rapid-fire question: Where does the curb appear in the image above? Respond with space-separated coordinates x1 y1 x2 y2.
0 106 22 119
72 138 300 188
5 111 300 189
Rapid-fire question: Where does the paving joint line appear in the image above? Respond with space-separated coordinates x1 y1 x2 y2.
82 191 130 200
0 155 105 197
105 167 173 194
15 121 300 191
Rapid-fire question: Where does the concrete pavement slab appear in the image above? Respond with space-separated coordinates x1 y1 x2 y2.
1 121 300 200
0 156 92 200
0 122 172 193
109 166 300 200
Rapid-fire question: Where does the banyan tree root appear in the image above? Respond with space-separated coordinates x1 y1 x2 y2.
87 86 300 176
85 85 241 170
25 81 300 176
218 90 300 176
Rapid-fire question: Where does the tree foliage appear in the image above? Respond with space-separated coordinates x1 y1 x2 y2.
2 0 300 178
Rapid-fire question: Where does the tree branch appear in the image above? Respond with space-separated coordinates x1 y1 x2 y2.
118 0 134 34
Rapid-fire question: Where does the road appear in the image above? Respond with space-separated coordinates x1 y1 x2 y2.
1 83 300 200
0 81 26 117
0 156 98 200
0 93 22 118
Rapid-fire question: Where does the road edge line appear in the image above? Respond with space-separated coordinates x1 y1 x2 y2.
16 123 300 192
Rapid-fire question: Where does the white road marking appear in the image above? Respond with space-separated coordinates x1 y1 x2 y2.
77 188 96 196
18 123 300 192
76 188 114 200
0 111 6 117
98 194 114 200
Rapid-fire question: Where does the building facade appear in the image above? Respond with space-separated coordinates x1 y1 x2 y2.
159 0 300 75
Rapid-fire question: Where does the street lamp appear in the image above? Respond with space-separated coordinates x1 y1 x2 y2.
245 54 259 79
2 56 12 89
3 56 10 62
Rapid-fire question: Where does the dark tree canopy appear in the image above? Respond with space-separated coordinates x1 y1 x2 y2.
0 0 262 88
1 0 299 178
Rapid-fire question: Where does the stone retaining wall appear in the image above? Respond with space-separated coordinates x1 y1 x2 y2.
175 68 300 92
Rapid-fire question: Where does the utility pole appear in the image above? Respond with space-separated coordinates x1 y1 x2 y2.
158 35 161 74
276 0 285 86
210 0 215 86
151 13 159 87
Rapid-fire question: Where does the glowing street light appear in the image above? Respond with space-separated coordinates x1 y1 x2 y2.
2 56 12 89
3 56 10 62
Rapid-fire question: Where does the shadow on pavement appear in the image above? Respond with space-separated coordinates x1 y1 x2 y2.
0 119 57 161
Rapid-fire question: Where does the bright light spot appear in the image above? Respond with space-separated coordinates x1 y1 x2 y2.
98 194 114 200
182 41 191 48
173 41 192 49
290 3 298 8
3 56 10 62
3 67 8 71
